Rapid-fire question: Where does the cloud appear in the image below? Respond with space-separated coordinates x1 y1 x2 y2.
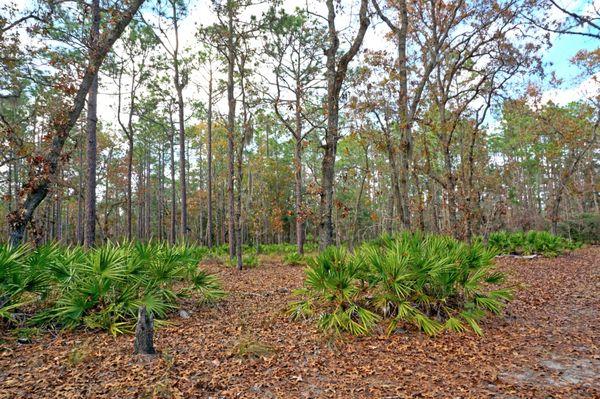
541 72 600 105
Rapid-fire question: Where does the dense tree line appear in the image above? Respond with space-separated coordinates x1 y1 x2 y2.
0 0 598 265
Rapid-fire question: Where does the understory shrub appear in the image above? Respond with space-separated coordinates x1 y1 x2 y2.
0 242 225 335
229 254 260 268
488 230 580 257
255 243 318 255
557 213 600 244
283 252 306 266
290 233 511 337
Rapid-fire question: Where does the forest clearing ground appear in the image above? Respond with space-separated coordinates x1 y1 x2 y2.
0 247 599 398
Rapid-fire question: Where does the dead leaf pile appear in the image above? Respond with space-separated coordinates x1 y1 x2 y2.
1 248 598 398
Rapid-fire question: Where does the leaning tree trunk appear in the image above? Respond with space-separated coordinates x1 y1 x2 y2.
6 0 146 248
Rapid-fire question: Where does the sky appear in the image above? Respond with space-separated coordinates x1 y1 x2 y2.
538 0 600 103
540 32 599 103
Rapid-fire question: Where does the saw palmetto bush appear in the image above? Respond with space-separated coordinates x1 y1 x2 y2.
290 233 512 337
488 230 580 257
283 252 306 266
0 242 224 335
289 246 381 335
256 243 318 255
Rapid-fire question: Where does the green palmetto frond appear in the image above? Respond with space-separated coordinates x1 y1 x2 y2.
133 290 176 319
190 270 226 303
283 252 305 266
317 304 380 336
444 317 467 333
460 310 485 336
51 291 95 327
0 300 31 322
488 230 578 257
1 242 225 334
291 232 512 337
288 297 314 320
412 313 443 336
84 244 128 282
474 295 503 314
0 244 30 295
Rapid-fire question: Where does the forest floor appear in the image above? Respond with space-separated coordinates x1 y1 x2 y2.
1 246 599 398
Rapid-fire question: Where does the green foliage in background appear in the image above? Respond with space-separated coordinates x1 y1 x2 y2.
283 252 306 266
254 243 318 255
487 230 580 257
557 213 599 244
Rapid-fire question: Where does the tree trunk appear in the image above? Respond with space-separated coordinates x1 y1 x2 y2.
235 147 243 270
319 135 336 250
294 138 305 255
57 170 64 241
169 124 176 244
137 154 144 240
226 7 236 260
6 0 145 248
384 128 402 231
126 135 133 241
167 1 187 243
84 0 100 248
134 306 155 355
396 0 411 231
319 0 369 250
145 148 151 240
77 127 84 245
103 150 112 241
6 154 12 239
206 68 214 248
176 81 187 242
351 144 369 248
158 144 164 242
